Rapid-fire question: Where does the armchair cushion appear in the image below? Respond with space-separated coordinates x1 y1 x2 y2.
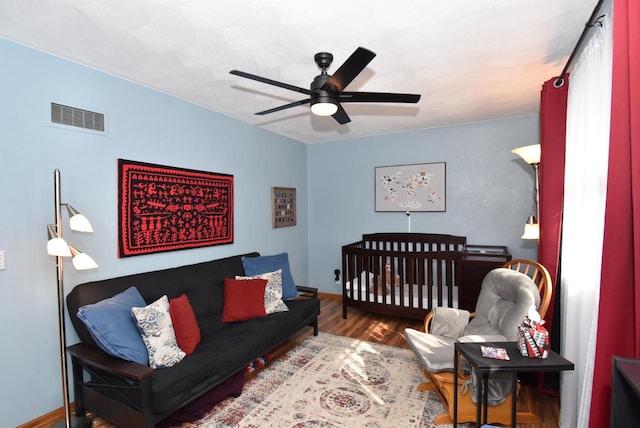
464 268 540 341
405 328 458 373
430 307 470 338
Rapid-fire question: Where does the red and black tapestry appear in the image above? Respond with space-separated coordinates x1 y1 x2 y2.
118 159 233 257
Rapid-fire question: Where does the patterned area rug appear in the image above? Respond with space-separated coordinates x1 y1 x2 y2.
180 333 456 427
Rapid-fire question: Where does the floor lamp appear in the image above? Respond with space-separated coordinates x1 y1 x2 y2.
46 169 97 428
511 144 541 240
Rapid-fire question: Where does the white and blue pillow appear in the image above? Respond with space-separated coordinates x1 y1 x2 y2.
131 295 185 369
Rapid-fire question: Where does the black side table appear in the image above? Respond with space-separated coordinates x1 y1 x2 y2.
611 356 640 427
453 341 574 427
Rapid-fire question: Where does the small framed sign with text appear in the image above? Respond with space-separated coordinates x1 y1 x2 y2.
272 187 296 228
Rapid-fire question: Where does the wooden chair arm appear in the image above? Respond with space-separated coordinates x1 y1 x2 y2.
296 285 318 298
67 343 155 381
424 311 434 333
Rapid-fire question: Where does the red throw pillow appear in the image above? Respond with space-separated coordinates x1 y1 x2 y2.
222 278 268 322
169 294 201 354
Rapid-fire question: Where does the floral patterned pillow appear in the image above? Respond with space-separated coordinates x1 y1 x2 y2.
132 295 185 368
236 269 289 314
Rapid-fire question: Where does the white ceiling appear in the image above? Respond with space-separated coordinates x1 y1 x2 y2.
0 0 595 143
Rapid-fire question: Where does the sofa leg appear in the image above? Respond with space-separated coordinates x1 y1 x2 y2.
313 319 319 336
140 377 155 428
70 355 86 417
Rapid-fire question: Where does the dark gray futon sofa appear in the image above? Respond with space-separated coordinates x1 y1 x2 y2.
66 252 320 427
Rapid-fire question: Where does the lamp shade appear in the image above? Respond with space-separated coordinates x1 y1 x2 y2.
64 204 93 232
512 144 541 165
69 246 98 270
69 214 93 233
521 214 540 240
47 237 72 257
47 225 72 256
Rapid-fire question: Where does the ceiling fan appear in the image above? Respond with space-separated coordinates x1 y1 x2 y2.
230 47 421 125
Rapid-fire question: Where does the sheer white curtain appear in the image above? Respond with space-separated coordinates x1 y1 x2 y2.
559 2 613 427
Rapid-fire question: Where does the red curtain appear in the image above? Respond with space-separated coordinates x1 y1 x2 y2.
537 74 568 398
590 0 640 426
538 75 569 330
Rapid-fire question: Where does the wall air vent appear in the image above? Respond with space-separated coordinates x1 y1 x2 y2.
50 103 105 133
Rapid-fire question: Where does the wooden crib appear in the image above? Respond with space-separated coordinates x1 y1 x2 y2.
341 233 466 319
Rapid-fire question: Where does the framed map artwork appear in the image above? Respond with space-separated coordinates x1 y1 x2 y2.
375 162 446 212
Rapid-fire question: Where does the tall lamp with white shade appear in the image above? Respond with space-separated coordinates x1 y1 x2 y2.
46 169 97 428
511 144 541 240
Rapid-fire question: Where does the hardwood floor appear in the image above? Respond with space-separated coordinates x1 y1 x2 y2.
21 294 560 427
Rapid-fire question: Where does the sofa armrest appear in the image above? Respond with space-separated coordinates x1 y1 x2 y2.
67 343 155 381
296 285 318 299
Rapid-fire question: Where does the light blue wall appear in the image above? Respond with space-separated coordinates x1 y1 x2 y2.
307 117 539 294
0 38 308 426
0 38 540 426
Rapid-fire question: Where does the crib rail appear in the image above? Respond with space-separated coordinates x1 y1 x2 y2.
342 233 466 319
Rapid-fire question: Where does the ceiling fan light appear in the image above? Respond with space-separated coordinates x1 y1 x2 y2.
311 102 338 117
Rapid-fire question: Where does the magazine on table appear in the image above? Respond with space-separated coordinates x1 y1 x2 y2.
480 345 511 360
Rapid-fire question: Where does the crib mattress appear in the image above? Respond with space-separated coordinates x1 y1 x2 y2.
345 280 459 308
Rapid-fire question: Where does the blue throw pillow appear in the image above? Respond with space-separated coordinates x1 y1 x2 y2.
242 253 299 299
77 286 149 365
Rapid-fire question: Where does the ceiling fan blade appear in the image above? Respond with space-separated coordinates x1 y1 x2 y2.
230 70 311 95
255 99 311 115
323 47 376 92
340 91 421 103
332 104 351 124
